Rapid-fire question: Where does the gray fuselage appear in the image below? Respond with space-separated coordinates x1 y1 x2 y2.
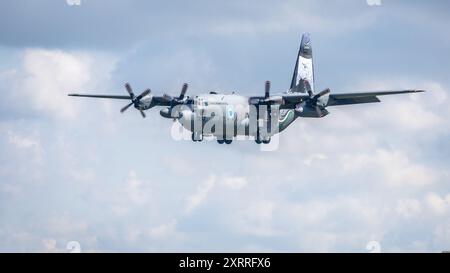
172 93 296 139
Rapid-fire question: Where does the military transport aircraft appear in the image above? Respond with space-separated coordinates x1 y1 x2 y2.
69 33 424 144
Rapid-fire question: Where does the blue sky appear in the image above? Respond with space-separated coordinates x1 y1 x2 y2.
1 0 450 252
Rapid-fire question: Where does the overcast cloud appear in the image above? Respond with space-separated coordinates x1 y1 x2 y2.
0 0 449 252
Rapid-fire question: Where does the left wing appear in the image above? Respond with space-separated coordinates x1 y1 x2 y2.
326 90 425 106
256 89 425 109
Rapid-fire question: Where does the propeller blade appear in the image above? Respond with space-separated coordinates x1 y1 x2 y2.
265 81 271 99
136 89 151 100
315 105 323 117
125 83 135 99
120 102 133 113
314 88 330 100
162 94 173 102
140 110 146 118
304 81 313 98
179 83 188 100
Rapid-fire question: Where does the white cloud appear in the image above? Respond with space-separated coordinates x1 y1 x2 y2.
185 176 215 214
1 3 449 253
433 221 450 249
234 201 278 237
396 198 422 219
7 130 43 162
47 213 88 236
222 176 248 190
425 192 450 215
9 49 116 120
340 149 435 188
148 219 177 239
208 1 379 36
355 80 449 132
303 153 327 166
42 238 58 252
125 170 152 206
0 183 22 195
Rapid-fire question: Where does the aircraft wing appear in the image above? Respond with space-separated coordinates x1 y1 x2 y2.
326 90 425 106
251 89 424 109
68 94 130 99
68 93 172 106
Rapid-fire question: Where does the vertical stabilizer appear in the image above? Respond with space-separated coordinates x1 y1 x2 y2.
290 33 314 93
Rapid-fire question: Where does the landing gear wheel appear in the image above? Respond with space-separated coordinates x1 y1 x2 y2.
217 139 225 144
255 132 262 144
262 138 271 144
225 139 233 145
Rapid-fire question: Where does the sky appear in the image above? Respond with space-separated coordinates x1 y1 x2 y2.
0 0 450 252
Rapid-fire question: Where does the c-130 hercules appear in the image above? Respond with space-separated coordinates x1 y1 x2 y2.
69 33 424 144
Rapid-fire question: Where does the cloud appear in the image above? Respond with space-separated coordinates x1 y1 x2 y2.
303 153 327 166
353 80 449 132
3 48 116 120
234 201 278 237
148 219 177 240
340 149 436 188
185 176 216 214
0 1 381 49
7 130 43 162
1 1 450 253
222 176 248 190
208 0 380 36
396 198 422 219
125 170 152 206
425 192 450 215
47 213 88 235
8 131 41 150
41 238 58 252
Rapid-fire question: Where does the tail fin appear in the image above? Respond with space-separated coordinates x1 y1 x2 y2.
290 33 314 93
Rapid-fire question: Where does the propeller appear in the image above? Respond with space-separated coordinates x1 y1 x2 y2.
265 81 272 132
179 83 188 100
309 88 330 117
162 83 189 104
120 83 151 118
265 80 270 99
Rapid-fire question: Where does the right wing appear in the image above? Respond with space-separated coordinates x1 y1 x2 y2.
68 94 130 99
68 93 172 106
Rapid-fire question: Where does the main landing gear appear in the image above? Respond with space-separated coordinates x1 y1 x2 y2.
255 129 271 145
217 139 232 145
255 136 271 144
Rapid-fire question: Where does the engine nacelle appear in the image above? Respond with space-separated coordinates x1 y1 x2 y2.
159 108 173 118
295 103 329 118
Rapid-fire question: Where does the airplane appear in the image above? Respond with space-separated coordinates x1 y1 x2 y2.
69 33 424 144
